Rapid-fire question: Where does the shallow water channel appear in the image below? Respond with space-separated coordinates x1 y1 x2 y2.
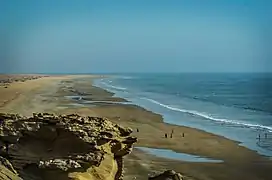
136 147 223 163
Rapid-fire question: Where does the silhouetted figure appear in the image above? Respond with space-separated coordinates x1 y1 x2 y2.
265 133 267 139
165 133 168 138
136 128 139 132
182 133 185 137
258 134 261 141
170 129 174 138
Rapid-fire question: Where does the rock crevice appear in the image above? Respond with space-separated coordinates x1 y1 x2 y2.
0 113 137 180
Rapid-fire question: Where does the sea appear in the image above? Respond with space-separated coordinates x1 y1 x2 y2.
93 73 272 157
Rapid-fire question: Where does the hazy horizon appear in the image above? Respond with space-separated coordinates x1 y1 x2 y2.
1 0 271 73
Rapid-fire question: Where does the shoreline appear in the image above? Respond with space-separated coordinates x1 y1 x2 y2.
57 76 272 179
89 82 264 158
93 77 272 157
1 75 272 180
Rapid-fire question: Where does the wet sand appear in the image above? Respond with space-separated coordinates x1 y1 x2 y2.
1 75 272 180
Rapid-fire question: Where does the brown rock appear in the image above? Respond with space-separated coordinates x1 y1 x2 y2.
149 170 184 180
0 113 137 180
0 156 18 175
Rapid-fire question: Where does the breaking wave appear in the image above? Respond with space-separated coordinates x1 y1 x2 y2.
100 82 127 91
142 97 272 132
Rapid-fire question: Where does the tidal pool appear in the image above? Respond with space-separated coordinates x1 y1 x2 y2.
136 147 223 163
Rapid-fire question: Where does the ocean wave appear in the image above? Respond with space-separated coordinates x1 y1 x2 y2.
190 96 272 115
117 76 135 79
100 82 127 91
142 97 272 132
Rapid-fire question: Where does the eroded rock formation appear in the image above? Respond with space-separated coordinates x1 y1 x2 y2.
149 170 184 180
0 113 137 180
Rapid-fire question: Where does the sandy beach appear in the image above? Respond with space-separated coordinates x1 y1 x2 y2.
1 75 272 180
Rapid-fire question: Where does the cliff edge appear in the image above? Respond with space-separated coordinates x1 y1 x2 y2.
0 113 137 180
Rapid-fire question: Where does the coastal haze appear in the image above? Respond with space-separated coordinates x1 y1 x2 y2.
1 0 271 73
1 0 272 180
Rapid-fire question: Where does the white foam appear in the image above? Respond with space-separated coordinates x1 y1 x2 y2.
118 76 134 79
100 82 127 91
142 97 272 132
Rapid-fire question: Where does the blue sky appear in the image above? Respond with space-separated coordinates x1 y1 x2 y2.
0 0 271 73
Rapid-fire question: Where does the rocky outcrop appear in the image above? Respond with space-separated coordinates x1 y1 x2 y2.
0 113 137 180
149 170 184 180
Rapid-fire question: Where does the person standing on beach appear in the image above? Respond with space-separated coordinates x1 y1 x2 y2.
170 129 174 138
